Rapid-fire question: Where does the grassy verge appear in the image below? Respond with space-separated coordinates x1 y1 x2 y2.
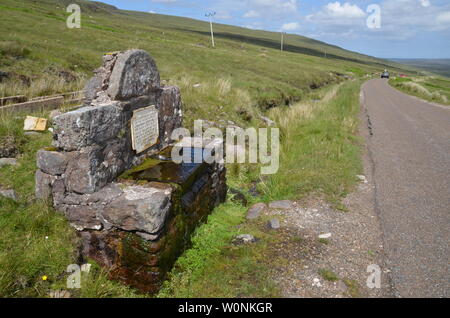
389 76 450 105
262 80 362 205
158 202 280 298
159 80 364 297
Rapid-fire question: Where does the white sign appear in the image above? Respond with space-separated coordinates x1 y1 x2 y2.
131 105 159 153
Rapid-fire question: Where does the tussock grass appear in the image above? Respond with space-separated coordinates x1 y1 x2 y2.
261 81 362 204
390 76 450 105
158 201 279 298
0 74 85 99
172 75 257 128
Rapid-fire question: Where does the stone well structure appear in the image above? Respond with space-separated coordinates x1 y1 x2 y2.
35 50 227 293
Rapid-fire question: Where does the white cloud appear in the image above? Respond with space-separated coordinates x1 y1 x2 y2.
216 11 232 19
281 22 300 31
303 0 450 41
324 2 366 18
242 0 299 19
437 11 450 25
243 10 260 18
306 2 366 27
420 0 431 8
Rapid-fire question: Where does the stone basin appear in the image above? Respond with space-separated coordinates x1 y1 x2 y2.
120 147 207 194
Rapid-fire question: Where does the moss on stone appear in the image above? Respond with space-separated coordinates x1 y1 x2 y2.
43 146 58 151
119 158 163 179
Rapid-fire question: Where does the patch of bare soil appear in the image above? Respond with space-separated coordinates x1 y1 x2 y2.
265 177 394 298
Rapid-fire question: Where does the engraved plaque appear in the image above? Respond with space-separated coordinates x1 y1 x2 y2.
131 105 159 154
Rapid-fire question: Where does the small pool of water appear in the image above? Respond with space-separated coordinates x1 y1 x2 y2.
123 147 208 192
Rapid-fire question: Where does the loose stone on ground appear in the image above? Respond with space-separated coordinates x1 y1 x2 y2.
0 158 18 168
268 218 280 230
268 200 294 210
233 234 257 245
246 203 267 220
0 189 17 201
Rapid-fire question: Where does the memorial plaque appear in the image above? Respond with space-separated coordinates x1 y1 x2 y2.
131 105 159 153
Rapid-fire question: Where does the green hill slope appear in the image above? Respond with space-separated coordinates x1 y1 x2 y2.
0 0 411 126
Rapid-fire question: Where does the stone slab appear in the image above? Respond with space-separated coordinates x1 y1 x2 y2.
24 116 47 131
52 104 124 151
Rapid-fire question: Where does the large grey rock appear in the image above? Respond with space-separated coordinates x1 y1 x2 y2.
0 158 18 168
55 183 123 208
107 50 160 101
65 141 133 194
49 110 63 120
0 189 17 201
269 200 294 210
65 205 103 231
35 170 56 200
102 184 172 236
246 202 267 220
52 104 124 151
37 150 68 175
83 75 103 105
64 148 97 194
158 86 182 146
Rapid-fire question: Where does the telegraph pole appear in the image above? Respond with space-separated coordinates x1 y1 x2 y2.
205 12 216 47
281 32 284 51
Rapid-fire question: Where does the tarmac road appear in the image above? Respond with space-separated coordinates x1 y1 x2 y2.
361 79 450 298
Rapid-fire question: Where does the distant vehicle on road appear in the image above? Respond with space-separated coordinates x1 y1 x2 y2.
381 70 390 79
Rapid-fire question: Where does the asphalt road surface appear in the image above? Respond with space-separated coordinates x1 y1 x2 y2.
361 79 449 298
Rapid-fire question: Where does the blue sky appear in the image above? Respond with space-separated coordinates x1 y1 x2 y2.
97 0 450 58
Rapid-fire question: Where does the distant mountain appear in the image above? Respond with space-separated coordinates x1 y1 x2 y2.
390 59 450 77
